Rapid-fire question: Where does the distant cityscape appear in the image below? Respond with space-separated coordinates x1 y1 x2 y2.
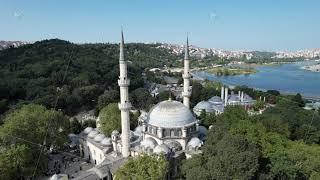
1 40 320 59
158 43 320 59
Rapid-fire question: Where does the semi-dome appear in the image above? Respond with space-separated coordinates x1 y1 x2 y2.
242 94 253 102
83 127 93 134
88 130 99 138
141 137 158 149
147 100 196 128
101 137 112 146
133 126 143 136
111 130 119 135
187 137 203 149
154 144 170 154
94 134 106 142
166 141 182 152
193 101 214 116
208 96 223 104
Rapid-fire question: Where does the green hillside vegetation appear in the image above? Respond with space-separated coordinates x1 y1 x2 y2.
0 39 180 116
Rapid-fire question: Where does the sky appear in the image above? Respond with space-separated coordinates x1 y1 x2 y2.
1 0 319 51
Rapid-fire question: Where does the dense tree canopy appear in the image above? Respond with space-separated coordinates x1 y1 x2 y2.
0 104 69 179
183 103 320 179
0 39 178 116
115 154 169 180
98 103 121 136
130 88 155 110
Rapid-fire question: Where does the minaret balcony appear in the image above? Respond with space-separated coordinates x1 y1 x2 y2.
118 102 132 111
182 91 192 97
118 79 130 87
182 74 191 79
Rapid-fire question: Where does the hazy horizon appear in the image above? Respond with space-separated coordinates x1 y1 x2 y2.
1 0 320 51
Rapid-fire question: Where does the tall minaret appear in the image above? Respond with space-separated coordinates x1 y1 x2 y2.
118 30 131 157
182 36 191 108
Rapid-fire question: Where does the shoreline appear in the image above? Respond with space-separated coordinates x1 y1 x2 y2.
206 67 257 76
191 71 320 102
301 64 320 72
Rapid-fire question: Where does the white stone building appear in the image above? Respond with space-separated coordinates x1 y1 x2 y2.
73 32 206 179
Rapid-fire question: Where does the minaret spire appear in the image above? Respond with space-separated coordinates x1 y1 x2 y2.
118 29 131 157
182 34 191 108
184 34 189 60
120 28 125 61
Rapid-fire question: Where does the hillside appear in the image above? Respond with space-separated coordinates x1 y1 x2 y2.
0 39 180 115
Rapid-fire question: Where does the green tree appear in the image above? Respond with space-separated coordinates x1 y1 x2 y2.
130 111 140 130
130 88 155 110
0 145 33 180
82 119 97 128
115 154 169 180
156 90 172 102
190 81 203 107
0 104 69 178
0 99 8 114
97 89 119 111
292 93 305 107
69 117 83 134
99 103 121 136
253 100 265 111
201 112 216 128
216 105 248 127
182 125 260 180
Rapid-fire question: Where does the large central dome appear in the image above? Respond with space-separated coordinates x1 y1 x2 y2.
147 100 196 128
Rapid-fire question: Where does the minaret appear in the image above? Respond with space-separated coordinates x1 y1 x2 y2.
224 87 229 105
182 36 191 108
118 30 131 157
221 86 224 101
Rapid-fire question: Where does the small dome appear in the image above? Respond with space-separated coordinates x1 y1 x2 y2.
111 130 119 135
166 141 182 152
83 127 93 134
94 134 106 142
154 144 170 154
193 101 214 114
88 130 99 138
212 104 224 113
101 137 112 146
141 137 158 149
138 111 148 123
208 96 223 104
187 137 203 149
148 100 196 128
242 94 253 102
133 126 143 136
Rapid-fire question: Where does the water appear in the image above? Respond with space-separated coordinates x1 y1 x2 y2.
193 60 320 98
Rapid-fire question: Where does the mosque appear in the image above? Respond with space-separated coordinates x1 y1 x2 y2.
193 87 255 116
72 31 207 180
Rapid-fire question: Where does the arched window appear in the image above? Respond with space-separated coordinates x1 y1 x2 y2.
170 129 174 137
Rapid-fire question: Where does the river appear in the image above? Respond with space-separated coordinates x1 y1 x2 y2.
193 60 320 99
